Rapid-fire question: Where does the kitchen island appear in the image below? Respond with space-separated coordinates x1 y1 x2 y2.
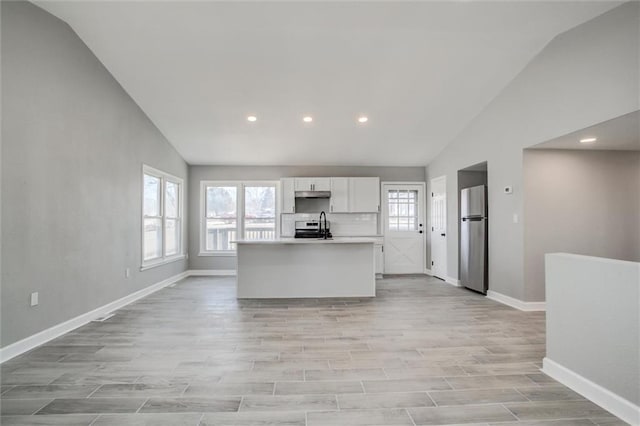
234 238 377 298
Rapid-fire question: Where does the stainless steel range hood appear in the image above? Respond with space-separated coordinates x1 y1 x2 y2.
295 190 331 199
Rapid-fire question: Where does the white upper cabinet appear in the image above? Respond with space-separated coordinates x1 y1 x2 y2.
295 178 330 192
313 178 331 191
330 178 349 213
286 176 380 214
349 177 380 212
295 178 313 191
281 178 296 213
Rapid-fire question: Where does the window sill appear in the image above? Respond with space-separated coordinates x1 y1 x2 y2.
198 251 237 257
140 254 186 271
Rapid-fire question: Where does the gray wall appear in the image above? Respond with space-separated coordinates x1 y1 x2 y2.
1 2 188 347
524 149 640 300
546 253 639 408
189 165 425 270
425 2 639 301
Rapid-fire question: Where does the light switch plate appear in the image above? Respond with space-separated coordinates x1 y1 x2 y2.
30 292 39 307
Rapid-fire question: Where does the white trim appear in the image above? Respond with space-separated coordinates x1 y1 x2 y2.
0 271 189 364
198 251 236 257
139 254 186 271
424 268 433 276
445 276 461 287
188 269 237 276
486 290 546 311
543 358 640 426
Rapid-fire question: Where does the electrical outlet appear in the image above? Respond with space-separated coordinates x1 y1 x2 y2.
125 268 130 278
30 292 39 307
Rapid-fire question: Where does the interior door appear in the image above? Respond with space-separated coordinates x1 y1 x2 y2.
383 183 425 274
430 176 447 279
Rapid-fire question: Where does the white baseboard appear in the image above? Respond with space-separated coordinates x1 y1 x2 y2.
445 276 461 287
486 290 546 311
424 268 433 276
188 269 236 276
543 358 640 426
0 271 189 364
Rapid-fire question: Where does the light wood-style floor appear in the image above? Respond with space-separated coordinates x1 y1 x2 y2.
0 275 624 425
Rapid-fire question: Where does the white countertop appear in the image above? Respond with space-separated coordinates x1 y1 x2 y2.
233 237 380 245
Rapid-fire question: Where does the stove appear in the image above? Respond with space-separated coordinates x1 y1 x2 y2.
294 220 332 239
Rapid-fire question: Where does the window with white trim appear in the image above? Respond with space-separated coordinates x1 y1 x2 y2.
142 166 184 267
201 181 277 255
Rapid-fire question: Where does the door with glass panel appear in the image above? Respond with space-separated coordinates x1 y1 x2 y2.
383 183 425 274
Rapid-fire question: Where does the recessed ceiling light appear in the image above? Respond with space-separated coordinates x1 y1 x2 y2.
303 116 313 123
358 116 368 123
247 116 257 122
579 137 597 143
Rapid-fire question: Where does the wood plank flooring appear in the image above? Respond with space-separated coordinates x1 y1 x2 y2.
0 275 625 425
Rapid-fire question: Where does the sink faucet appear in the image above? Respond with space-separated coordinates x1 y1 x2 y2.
319 211 328 239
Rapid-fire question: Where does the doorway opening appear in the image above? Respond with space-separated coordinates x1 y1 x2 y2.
457 162 489 294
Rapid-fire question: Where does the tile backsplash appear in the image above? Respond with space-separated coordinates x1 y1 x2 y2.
281 213 379 237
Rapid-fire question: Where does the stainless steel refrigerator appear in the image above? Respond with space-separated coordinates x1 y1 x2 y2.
460 185 488 294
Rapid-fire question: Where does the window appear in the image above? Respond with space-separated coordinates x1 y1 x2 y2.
142 166 184 268
387 189 418 231
201 181 278 255
205 186 238 252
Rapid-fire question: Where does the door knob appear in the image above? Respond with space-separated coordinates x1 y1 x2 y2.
441 233 446 236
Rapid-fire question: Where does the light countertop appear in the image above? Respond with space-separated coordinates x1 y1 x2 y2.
232 237 381 245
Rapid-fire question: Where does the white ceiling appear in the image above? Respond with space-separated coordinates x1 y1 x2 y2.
531 110 640 151
37 1 621 166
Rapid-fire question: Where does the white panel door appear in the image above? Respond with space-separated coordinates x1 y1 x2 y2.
330 178 349 213
349 177 380 212
430 176 447 279
383 183 425 274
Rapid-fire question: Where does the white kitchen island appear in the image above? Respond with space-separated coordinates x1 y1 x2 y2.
234 238 377 298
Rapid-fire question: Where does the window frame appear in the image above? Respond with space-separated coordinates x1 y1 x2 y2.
199 180 279 256
141 165 185 270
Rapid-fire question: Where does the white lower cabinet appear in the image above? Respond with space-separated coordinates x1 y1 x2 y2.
375 243 384 275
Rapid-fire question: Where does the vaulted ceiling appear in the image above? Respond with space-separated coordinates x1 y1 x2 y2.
37 1 621 166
